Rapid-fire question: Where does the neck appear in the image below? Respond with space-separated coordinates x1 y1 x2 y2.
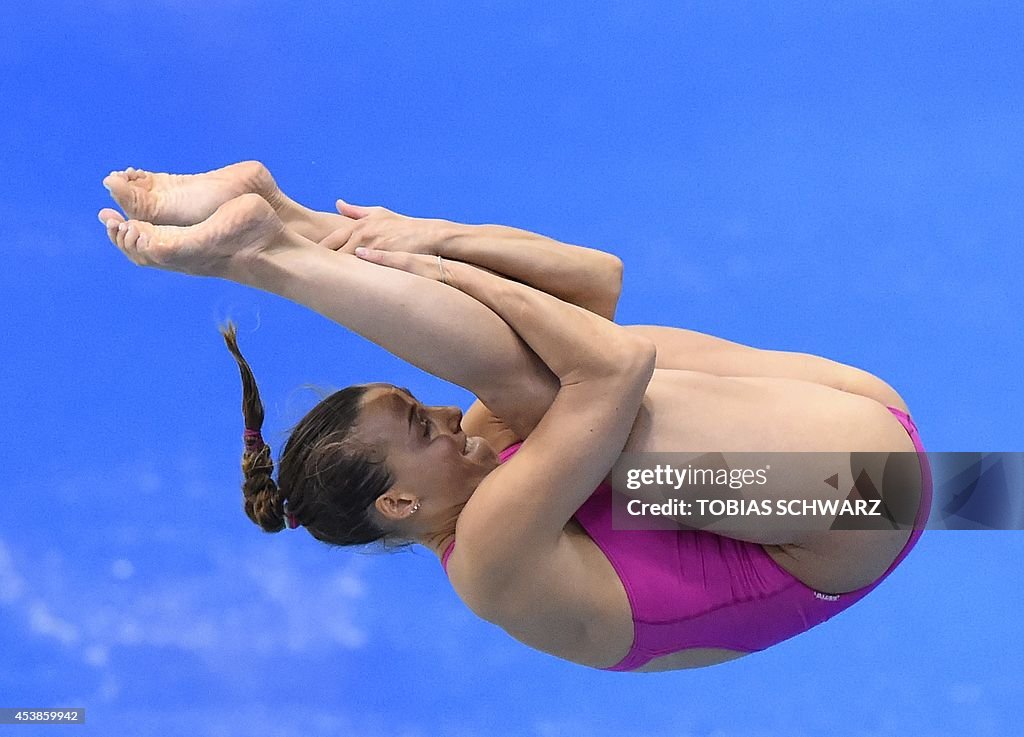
417 505 463 560
414 470 490 560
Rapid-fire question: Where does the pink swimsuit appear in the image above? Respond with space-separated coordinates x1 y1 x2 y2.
442 406 932 671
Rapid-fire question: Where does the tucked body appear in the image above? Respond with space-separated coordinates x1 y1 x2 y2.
100 161 932 672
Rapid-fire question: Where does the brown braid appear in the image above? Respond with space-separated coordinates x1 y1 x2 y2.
218 321 399 547
219 320 290 532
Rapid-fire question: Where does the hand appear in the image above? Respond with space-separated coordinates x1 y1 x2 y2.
353 247 454 285
320 200 447 257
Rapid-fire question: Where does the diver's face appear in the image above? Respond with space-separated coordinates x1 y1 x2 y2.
356 384 499 508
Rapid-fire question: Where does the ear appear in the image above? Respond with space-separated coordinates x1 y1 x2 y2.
373 489 420 523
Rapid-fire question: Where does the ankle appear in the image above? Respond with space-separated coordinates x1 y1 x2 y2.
278 204 346 243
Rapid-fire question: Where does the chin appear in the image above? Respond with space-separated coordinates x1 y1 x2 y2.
462 435 498 466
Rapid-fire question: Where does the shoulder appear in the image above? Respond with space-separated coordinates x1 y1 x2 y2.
442 532 517 623
444 521 594 627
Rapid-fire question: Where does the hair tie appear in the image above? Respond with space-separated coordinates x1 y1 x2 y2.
283 499 299 529
243 428 264 449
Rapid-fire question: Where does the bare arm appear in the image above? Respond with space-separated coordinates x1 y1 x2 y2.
355 248 657 572
235 235 559 438
323 205 623 319
435 221 623 320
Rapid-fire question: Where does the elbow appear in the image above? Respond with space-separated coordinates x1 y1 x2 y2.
631 337 658 381
608 335 657 385
562 335 655 388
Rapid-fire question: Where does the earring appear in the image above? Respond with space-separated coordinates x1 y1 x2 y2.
411 501 421 514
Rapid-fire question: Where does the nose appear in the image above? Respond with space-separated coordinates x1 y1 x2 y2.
442 405 463 433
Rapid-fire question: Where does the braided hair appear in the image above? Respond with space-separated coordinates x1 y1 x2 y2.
220 321 291 531
219 321 396 545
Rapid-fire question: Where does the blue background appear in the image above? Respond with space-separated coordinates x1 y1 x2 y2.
1 1 1021 735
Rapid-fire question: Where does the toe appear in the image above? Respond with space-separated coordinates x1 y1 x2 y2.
123 223 141 251
113 222 127 251
105 174 130 201
104 219 119 245
100 208 125 244
105 177 149 218
98 207 125 224
102 172 123 192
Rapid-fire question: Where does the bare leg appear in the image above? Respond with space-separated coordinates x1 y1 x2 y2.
632 368 922 593
624 325 910 414
100 163 909 412
102 194 559 437
102 162 574 249
102 162 346 243
101 197 922 594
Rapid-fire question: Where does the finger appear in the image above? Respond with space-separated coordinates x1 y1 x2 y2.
353 246 388 264
319 225 357 251
354 247 412 272
336 199 374 220
355 248 437 281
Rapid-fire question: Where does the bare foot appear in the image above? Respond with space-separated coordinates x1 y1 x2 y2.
103 193 286 278
102 161 280 226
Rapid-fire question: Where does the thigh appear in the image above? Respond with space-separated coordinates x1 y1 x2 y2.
625 324 910 413
630 371 920 550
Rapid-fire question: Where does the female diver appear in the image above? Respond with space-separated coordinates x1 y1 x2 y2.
98 161 932 673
